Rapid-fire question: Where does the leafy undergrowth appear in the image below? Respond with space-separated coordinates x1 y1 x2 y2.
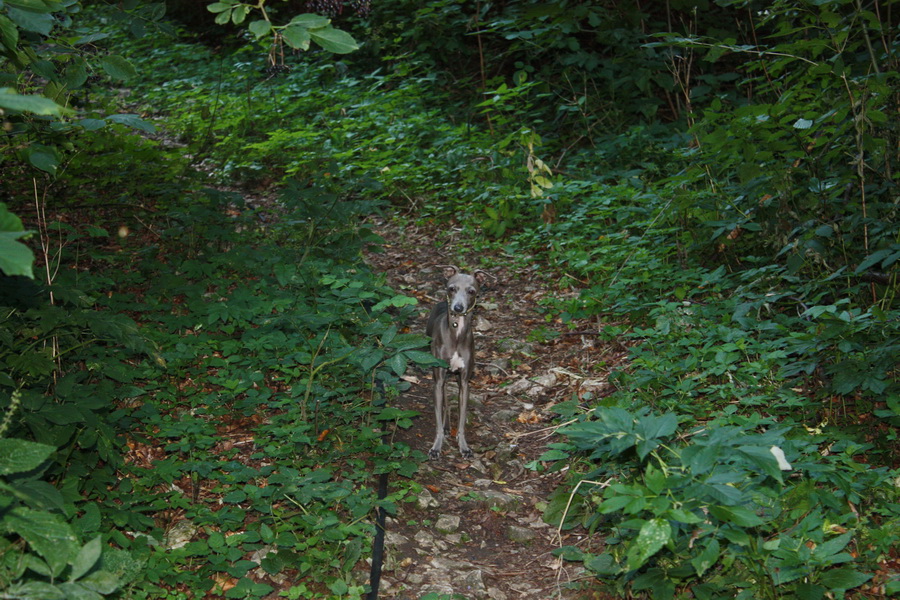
2 184 438 598
3 2 899 599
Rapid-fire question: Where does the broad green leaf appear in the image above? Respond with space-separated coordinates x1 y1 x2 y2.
2 581 65 600
666 508 703 524
817 568 871 590
854 248 893 273
709 504 765 527
386 352 408 377
100 55 137 80
0 14 19 50
290 13 330 28
813 532 853 560
69 536 102 581
6 507 80 576
626 518 671 570
309 27 359 54
26 145 59 174
538 448 570 461
79 570 120 594
231 5 247 24
107 113 156 133
58 581 104 600
691 538 720 577
403 350 439 366
380 324 398 346
6 7 54 35
206 2 232 13
0 232 35 277
6 0 63 10
0 438 54 474
10 480 65 512
78 118 107 131
248 19 270 38
0 88 70 115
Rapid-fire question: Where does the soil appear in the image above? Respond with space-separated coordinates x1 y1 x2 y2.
362 216 628 600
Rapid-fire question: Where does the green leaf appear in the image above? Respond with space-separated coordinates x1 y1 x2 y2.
0 88 70 115
626 518 671 570
206 2 232 13
0 14 20 50
538 448 570 461
6 6 54 35
403 350 439 366
793 118 813 129
813 531 853 560
281 25 308 49
107 113 156 133
69 536 102 581
0 231 35 277
691 538 720 577
290 13 331 28
816 568 871 591
248 19 270 38
709 504 765 527
100 55 137 80
79 570 120 594
231 5 247 24
2 582 65 600
0 438 55 475
25 145 59 174
386 353 408 376
854 248 893 273
6 507 80 576
309 26 359 54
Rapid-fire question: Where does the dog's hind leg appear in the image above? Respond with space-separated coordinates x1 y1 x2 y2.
429 366 446 459
456 374 473 459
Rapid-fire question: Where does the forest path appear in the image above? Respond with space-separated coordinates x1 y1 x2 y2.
364 216 626 600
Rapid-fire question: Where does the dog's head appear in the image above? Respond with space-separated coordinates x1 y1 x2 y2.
439 265 489 315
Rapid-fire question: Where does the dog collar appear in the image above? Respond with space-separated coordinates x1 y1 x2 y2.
447 298 477 321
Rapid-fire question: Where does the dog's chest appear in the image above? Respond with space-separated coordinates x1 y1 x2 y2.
449 352 466 371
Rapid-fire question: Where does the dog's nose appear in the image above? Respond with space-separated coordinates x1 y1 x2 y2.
452 302 466 314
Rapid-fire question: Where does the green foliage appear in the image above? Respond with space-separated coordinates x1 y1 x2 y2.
0 0 168 175
206 0 358 58
542 407 896 599
0 436 140 599
1 0 898 598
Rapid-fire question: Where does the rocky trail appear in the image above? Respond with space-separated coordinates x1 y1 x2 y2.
364 217 627 600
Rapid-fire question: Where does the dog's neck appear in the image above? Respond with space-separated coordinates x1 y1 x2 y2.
447 310 473 335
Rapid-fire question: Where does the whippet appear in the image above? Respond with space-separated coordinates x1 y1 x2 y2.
426 265 488 460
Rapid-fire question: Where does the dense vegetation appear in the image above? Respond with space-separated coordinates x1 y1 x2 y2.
1 0 897 599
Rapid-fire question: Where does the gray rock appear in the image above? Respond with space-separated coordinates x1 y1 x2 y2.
435 514 461 533
417 488 440 510
478 490 522 512
506 524 536 543
490 408 520 423
462 569 488 597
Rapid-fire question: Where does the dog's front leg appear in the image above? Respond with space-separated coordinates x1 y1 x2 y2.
429 366 446 459
457 373 473 459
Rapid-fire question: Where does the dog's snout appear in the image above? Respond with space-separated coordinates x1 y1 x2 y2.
451 301 466 314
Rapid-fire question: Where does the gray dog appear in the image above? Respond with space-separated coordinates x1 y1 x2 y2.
426 265 488 459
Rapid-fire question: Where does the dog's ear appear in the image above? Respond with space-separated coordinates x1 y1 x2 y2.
473 269 490 286
436 265 459 279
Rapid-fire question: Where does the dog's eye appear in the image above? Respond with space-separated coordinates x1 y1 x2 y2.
447 286 456 293
468 287 476 294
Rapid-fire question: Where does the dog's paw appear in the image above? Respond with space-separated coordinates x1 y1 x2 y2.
428 448 442 460
460 448 474 460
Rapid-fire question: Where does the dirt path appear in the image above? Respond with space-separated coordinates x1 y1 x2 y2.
364 217 624 599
